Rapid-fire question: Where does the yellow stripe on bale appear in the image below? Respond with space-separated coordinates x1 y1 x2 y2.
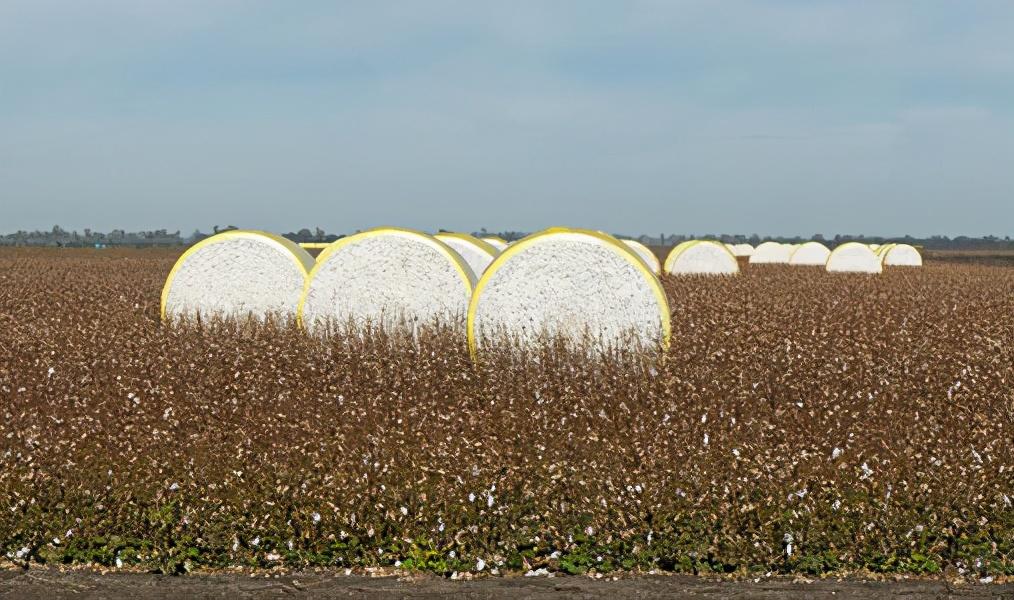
160 230 314 322
467 226 671 358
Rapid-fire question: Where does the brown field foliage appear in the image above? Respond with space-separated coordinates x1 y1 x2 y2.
1 248 1012 577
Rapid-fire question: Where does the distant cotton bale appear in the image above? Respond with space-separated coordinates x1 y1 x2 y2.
435 232 499 276
749 241 794 264
881 243 923 267
826 242 883 274
664 240 739 275
730 243 754 257
789 241 831 266
300 227 475 334
468 227 670 355
161 230 314 322
482 236 509 252
622 239 662 275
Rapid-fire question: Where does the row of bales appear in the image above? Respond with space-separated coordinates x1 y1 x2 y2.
161 228 921 355
728 240 922 273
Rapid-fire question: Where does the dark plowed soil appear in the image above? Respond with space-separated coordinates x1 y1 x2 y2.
1 569 1012 600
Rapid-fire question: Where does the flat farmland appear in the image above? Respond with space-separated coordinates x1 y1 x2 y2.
1 248 1012 581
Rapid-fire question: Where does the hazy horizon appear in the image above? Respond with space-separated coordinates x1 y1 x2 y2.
3 2 1013 237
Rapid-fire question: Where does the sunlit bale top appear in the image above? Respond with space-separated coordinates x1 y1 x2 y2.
664 240 740 276
880 243 923 267
481 236 509 252
749 241 794 264
789 241 832 266
826 242 883 274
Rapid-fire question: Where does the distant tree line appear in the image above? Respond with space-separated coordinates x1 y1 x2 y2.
2 225 1012 250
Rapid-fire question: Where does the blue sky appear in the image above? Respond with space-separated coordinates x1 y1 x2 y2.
2 1 1013 237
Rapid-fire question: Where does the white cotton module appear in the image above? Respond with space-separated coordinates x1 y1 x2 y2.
826 242 883 274
161 230 314 322
482 236 510 252
435 233 499 277
881 243 923 267
731 243 754 257
299 227 475 334
664 240 740 276
789 241 832 266
749 241 794 264
468 227 670 355
622 239 662 275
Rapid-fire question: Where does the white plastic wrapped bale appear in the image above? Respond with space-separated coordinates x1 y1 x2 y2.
826 242 883 274
621 239 662 275
468 227 670 355
749 241 793 264
161 230 314 322
882 243 923 267
731 243 754 257
482 236 510 252
869 244 881 252
664 240 739 275
435 232 499 277
299 227 476 334
789 241 831 266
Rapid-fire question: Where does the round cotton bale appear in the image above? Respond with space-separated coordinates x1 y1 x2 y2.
161 230 314 322
468 227 670 355
749 241 794 264
826 242 883 274
882 243 923 267
730 243 754 257
622 239 662 275
435 232 499 277
664 240 739 276
789 241 831 266
299 227 475 334
482 236 510 252
869 243 881 251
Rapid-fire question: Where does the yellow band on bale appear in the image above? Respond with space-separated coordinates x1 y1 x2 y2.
467 226 671 358
160 230 314 322
297 226 475 331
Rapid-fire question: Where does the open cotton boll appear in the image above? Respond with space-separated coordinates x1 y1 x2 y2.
300 227 475 334
468 227 670 356
664 240 739 275
826 242 883 274
621 239 662 275
749 241 794 264
481 236 509 252
161 230 314 322
882 243 923 267
435 233 499 277
789 241 832 266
